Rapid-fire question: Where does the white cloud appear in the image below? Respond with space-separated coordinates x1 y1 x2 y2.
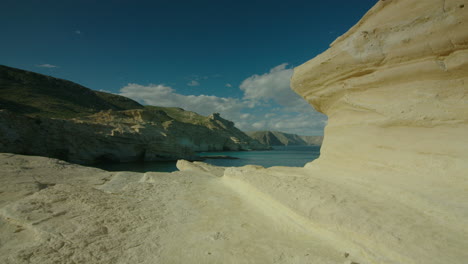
240 111 326 136
118 63 327 136
239 63 322 113
187 80 200 87
251 121 266 129
119 83 245 120
36 64 58 68
240 113 251 119
225 83 232 88
237 63 326 135
240 63 297 106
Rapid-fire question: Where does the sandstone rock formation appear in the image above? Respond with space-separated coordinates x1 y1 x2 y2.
291 0 468 175
288 0 468 262
246 130 323 146
0 154 349 264
1 0 467 263
0 108 268 164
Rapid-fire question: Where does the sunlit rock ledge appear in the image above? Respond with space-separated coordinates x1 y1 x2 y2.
1 0 467 263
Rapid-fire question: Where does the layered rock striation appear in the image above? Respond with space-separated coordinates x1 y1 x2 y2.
0 108 268 164
1 1 467 264
291 0 468 176
281 0 468 262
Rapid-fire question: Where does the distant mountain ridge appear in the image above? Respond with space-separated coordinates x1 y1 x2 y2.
246 131 323 146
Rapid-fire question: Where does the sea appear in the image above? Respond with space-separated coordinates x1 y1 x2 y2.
94 145 321 173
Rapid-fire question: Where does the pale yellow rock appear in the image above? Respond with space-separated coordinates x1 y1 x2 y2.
1 1 468 264
291 0 468 177
0 154 346 264
288 0 467 262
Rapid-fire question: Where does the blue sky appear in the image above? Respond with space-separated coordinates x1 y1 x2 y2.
1 0 377 135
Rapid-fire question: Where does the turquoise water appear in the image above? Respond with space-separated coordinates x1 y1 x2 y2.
94 160 178 173
199 145 321 168
93 145 321 173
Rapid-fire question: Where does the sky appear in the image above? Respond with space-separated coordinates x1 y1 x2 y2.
1 0 377 135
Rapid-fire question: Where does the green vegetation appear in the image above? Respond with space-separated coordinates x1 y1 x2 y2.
0 65 143 119
0 65 236 130
144 105 212 125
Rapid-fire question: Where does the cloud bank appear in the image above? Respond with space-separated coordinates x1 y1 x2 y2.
120 84 245 119
36 64 58 68
119 64 326 135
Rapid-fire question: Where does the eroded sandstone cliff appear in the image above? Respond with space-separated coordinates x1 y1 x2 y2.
280 0 468 262
0 1 467 264
291 0 468 176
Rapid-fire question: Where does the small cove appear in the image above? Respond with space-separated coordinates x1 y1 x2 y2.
93 145 321 173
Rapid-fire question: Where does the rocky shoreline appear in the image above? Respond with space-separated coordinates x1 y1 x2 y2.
0 109 268 165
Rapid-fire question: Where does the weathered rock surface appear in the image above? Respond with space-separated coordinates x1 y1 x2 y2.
0 109 268 164
291 0 468 175
293 0 467 262
1 1 467 264
246 130 323 146
0 154 347 264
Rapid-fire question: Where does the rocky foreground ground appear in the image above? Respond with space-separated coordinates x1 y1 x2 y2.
0 154 356 264
1 0 467 263
0 152 466 264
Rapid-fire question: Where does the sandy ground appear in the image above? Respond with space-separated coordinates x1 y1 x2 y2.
1 154 466 264
0 154 352 264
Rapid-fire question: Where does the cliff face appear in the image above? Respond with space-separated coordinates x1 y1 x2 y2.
0 109 268 164
276 0 467 262
0 66 268 164
246 131 323 146
291 0 468 176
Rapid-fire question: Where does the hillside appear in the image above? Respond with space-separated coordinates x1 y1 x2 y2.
246 131 323 146
0 65 144 118
0 66 269 163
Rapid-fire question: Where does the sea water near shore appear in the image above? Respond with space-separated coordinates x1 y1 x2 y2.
94 145 321 172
